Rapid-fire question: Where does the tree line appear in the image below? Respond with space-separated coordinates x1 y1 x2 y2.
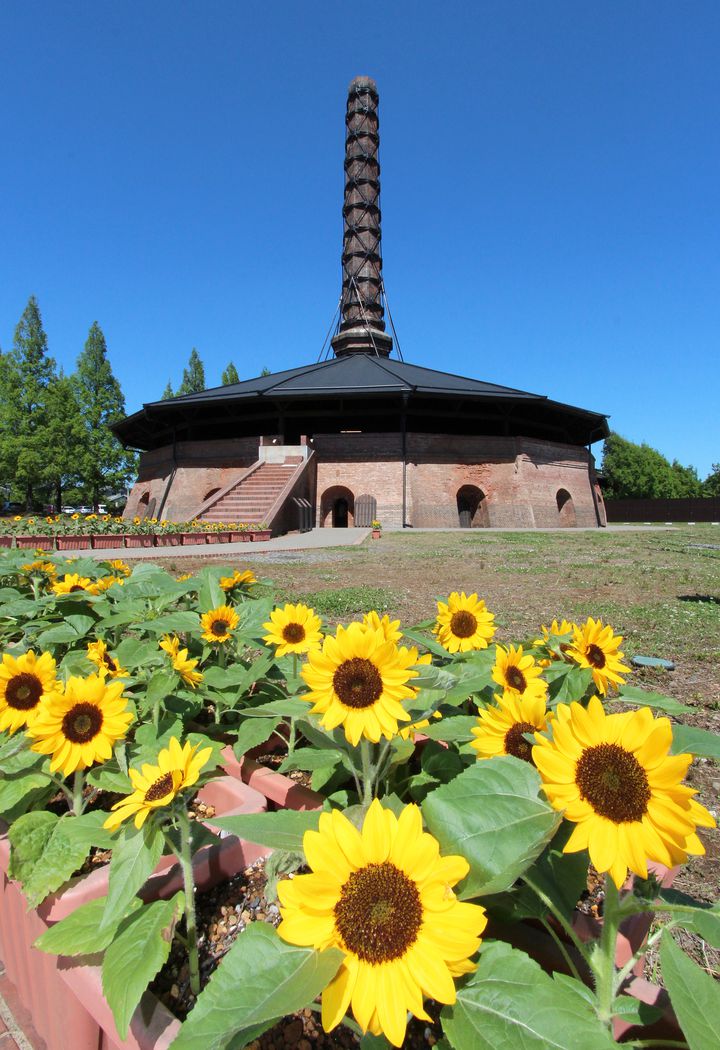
601 432 719 499
0 296 135 512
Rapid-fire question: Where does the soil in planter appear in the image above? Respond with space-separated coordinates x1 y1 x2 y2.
152 858 446 1047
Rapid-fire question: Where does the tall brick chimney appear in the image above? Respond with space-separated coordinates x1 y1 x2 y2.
331 76 393 358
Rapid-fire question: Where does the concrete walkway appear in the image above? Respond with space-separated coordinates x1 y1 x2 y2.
81 528 372 560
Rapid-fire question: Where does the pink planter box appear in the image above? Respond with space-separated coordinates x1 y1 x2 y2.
15 535 54 550
216 532 231 543
56 535 92 550
0 536 13 547
221 745 324 811
0 776 268 1050
91 535 123 550
250 530 271 542
205 533 220 544
180 533 206 545
154 534 181 547
125 535 155 548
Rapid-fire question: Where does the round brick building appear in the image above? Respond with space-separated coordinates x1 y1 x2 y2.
115 77 608 531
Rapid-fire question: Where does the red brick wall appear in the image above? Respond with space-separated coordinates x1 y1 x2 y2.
126 431 603 528
125 438 258 522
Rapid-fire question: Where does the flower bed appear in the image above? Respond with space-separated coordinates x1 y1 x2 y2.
0 552 716 1048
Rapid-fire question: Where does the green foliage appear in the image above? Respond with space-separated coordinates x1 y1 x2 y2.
74 321 135 507
703 462 720 496
221 361 240 385
422 757 560 898
601 431 703 499
168 924 343 1050
177 347 206 395
442 942 616 1050
7 810 106 908
100 822 164 930
297 585 399 617
661 933 720 1049
212 809 321 851
35 895 144 956
102 892 185 1038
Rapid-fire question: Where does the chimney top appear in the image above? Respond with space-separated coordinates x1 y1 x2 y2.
331 76 392 358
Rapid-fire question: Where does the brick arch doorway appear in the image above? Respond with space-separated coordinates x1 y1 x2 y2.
556 489 576 527
456 485 489 528
320 486 355 528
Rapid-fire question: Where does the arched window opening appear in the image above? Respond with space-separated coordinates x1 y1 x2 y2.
320 486 354 528
556 489 576 527
456 485 489 528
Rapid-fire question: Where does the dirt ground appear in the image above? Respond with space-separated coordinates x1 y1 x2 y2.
150 524 720 979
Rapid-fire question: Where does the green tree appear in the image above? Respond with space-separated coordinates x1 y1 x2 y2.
161 380 174 400
221 361 239 385
43 372 85 511
260 366 272 377
703 463 720 497
73 321 134 509
670 460 702 498
177 348 206 395
3 296 57 510
602 432 702 499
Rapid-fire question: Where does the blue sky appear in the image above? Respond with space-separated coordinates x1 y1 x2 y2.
1 2 718 476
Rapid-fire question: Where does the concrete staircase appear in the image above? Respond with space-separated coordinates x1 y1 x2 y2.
199 462 298 524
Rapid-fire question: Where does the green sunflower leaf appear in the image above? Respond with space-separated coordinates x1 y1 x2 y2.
279 747 343 772
35 894 144 956
422 756 560 898
669 723 720 761
661 932 720 1049
8 811 97 908
99 821 164 931
102 891 184 1039
168 923 343 1050
442 942 616 1050
615 685 693 716
233 716 281 759
211 809 321 850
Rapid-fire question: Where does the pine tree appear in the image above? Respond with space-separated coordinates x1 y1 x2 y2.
44 373 84 511
5 296 57 510
161 380 174 400
221 361 239 385
74 321 134 509
177 348 206 395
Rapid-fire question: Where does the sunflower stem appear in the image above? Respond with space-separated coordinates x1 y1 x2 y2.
593 874 621 1027
176 806 201 998
292 652 298 682
287 717 297 758
360 739 375 809
71 769 86 816
539 917 584 984
522 872 590 965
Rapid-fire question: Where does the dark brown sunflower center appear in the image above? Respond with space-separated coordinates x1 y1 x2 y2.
334 861 423 963
505 666 527 692
144 772 175 802
333 658 383 709
282 623 306 644
69 585 85 593
6 673 43 710
62 702 103 744
585 644 606 669
211 620 230 637
103 654 117 672
450 610 477 638
575 743 651 823
504 721 536 763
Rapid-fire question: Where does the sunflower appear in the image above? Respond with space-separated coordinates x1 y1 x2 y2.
301 623 419 745
532 618 576 648
177 573 193 583
566 617 630 695
27 674 134 776
86 640 128 679
277 800 486 1047
470 692 551 764
20 559 57 578
491 645 548 704
103 737 213 830
199 604 240 644
0 651 60 734
219 568 257 591
433 592 496 653
51 573 95 596
533 696 716 888
362 611 403 644
159 635 203 688
263 603 323 658
107 559 131 577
